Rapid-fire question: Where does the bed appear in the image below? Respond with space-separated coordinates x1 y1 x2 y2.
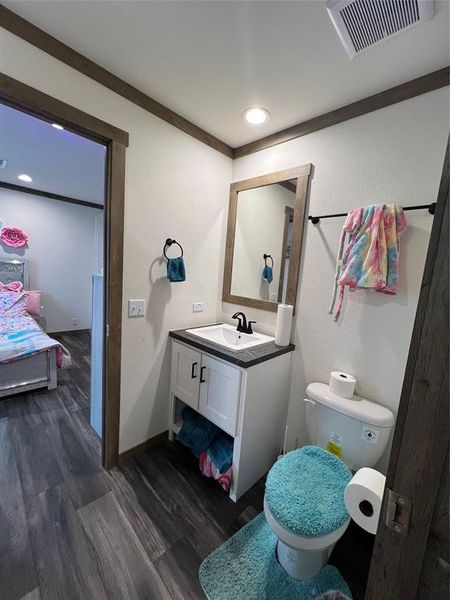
0 258 65 398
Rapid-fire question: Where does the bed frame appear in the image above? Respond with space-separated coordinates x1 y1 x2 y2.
0 257 57 398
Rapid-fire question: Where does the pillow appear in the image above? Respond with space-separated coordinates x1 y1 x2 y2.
24 290 42 317
0 281 23 292
0 290 28 316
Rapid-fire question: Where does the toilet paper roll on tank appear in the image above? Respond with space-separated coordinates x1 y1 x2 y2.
329 371 356 398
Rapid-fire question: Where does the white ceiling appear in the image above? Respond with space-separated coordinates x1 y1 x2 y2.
3 1 449 147
0 103 106 204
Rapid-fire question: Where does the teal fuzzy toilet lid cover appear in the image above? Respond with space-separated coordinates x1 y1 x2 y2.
265 445 352 537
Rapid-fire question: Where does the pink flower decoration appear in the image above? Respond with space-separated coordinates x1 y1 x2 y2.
0 226 29 248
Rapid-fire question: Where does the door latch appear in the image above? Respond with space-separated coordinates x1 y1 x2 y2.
385 488 412 537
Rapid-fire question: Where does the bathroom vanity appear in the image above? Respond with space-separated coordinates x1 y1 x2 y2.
167 165 311 501
168 325 294 501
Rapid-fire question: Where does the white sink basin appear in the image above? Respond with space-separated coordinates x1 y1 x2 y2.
186 323 274 352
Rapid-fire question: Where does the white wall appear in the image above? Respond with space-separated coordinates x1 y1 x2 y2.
0 28 232 453
227 88 449 471
232 184 294 301
0 188 102 333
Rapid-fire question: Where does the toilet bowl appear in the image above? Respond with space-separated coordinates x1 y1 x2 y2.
264 502 350 579
264 444 353 580
264 496 350 579
264 381 395 580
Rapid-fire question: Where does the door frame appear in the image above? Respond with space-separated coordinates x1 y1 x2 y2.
0 72 129 468
365 138 449 598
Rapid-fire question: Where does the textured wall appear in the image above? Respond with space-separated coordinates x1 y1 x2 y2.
0 28 232 452
0 188 101 332
228 88 449 470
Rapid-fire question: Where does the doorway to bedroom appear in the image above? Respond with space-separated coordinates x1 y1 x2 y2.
0 97 114 464
0 104 106 454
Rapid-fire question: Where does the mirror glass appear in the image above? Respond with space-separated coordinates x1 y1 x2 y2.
230 180 296 304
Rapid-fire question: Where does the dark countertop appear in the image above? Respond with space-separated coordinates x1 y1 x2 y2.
169 324 295 368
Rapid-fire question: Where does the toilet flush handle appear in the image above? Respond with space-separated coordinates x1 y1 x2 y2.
303 398 317 441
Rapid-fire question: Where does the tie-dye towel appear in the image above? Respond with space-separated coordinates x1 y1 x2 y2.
329 204 407 321
0 290 70 367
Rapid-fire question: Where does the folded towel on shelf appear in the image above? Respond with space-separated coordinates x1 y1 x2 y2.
207 433 234 474
176 406 219 457
167 256 186 282
199 451 233 492
177 406 235 492
262 264 273 284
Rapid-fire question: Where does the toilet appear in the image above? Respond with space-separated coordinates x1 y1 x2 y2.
264 381 395 580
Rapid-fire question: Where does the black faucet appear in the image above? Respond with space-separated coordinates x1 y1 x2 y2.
232 312 256 334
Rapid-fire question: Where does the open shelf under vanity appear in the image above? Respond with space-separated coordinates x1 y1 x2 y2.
168 335 294 502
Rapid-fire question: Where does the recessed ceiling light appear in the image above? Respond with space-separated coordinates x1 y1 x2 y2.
17 174 32 183
242 107 270 125
51 123 64 130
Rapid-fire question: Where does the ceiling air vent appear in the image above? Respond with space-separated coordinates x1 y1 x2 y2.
327 0 434 58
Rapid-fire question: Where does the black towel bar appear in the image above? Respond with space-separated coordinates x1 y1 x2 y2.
308 202 436 225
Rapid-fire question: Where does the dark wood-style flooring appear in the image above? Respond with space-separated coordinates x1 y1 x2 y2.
0 332 372 600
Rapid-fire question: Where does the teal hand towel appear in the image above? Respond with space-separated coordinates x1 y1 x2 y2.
167 256 186 282
177 407 218 456
262 265 273 284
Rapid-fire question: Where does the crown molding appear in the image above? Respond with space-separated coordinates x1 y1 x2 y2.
0 72 129 146
0 5 233 158
234 67 450 158
0 180 103 210
1 5 448 161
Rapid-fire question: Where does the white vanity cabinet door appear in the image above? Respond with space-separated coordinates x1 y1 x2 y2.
199 355 241 436
171 342 201 410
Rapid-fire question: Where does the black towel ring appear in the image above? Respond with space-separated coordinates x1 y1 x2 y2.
263 253 273 267
163 238 184 260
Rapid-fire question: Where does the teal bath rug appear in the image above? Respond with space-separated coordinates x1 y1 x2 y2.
199 513 352 600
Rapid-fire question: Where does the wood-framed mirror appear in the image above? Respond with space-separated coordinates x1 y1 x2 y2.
222 164 312 312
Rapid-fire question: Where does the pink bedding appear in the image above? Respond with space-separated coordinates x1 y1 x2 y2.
0 290 70 367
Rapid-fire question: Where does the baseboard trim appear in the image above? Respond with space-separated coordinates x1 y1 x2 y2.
118 430 168 462
51 329 91 336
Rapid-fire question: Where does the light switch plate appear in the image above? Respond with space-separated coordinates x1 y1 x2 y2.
193 302 204 313
128 299 145 318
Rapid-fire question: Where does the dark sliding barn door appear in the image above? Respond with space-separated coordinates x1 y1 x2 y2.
364 138 449 599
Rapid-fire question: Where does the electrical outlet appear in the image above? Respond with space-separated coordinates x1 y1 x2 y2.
269 292 277 302
193 302 204 313
72 316 78 327
128 299 145 318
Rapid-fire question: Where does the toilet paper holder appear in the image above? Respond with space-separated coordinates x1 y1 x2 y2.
385 488 412 537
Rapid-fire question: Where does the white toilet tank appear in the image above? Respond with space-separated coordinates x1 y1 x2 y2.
304 382 395 470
